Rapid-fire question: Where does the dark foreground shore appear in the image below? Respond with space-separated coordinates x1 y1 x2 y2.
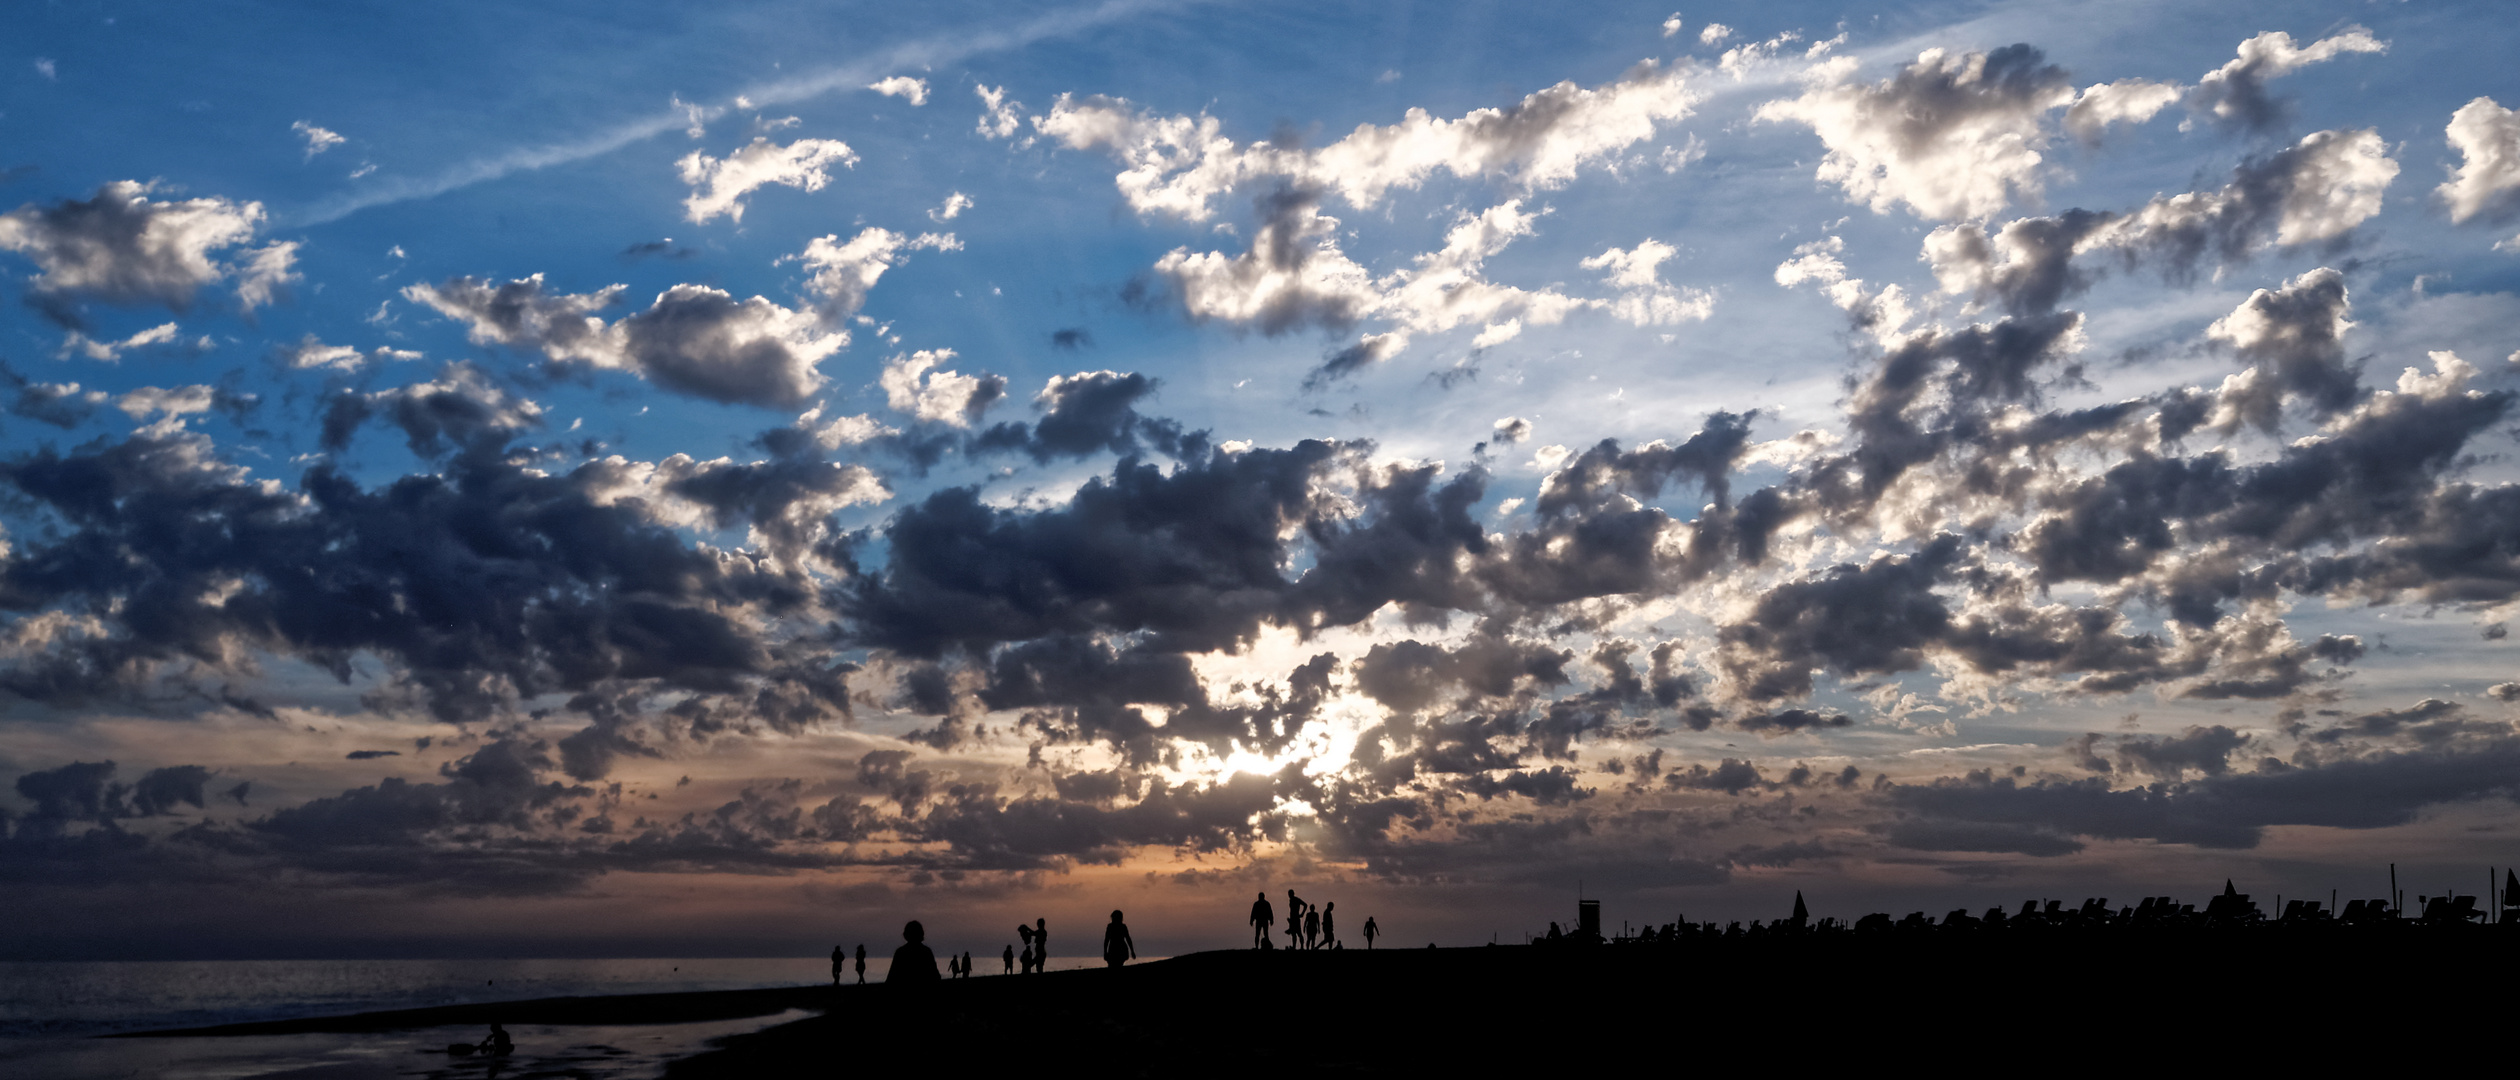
123 936 2510 1075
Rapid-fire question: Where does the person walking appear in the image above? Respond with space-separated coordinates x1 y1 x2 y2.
1002 943 1015 974
1285 891 1305 950
1303 904 1321 950
1321 902 1337 949
1362 916 1379 950
854 943 867 984
1249 891 1275 949
1102 909 1136 968
831 944 846 986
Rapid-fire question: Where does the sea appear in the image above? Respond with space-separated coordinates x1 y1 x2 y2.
0 955 1114 1079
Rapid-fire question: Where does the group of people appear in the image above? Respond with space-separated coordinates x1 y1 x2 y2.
838 910 1140 985
1249 890 1377 951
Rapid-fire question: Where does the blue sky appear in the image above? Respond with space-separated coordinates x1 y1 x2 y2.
2 0 2518 958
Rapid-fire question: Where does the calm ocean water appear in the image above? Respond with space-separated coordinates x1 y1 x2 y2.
0 953 1125 1038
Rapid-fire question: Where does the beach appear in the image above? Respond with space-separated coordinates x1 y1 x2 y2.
17 936 2503 1078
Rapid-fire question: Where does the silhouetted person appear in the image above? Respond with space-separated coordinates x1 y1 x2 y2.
947 952 961 979
1020 943 1036 973
1362 916 1379 949
1035 918 1048 968
1003 944 1015 974
1321 902 1337 949
832 945 845 986
1285 890 1305 949
1017 922 1035 970
1104 909 1136 968
961 951 973 979
477 1023 513 1056
854 944 867 984
1304 905 1321 950
890 920 941 983
1250 891 1275 948
1546 922 1563 943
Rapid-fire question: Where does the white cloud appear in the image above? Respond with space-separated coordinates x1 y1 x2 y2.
60 322 181 362
116 384 219 419
1757 46 2076 221
869 76 930 106
2189 27 2385 131
929 191 974 222
1583 239 1714 326
291 120 345 160
787 227 961 322
1698 23 1732 46
676 137 858 224
232 240 300 313
976 84 1025 139
880 348 1006 426
2440 97 2520 242
2063 79 2183 143
1661 14 1683 38
280 334 420 371
33 58 55 80
1038 59 1698 219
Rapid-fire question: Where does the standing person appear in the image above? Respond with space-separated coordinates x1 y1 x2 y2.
854 944 867 984
1002 944 1015 974
832 944 846 986
1034 918 1048 970
1303 904 1321 950
961 951 973 979
1285 891 1305 950
1102 909 1136 968
1321 902 1337 950
1249 891 1275 949
1362 916 1379 950
889 921 940 983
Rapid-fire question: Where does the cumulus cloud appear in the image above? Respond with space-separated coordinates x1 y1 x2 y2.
2187 27 2386 134
1758 45 2076 221
879 349 1006 427
2440 97 2520 244
929 191 973 222
868 76 930 105
677 137 859 224
2062 79 2183 143
1582 239 1715 326
975 84 1024 139
786 227 960 322
1039 59 1697 220
0 181 289 324
405 274 848 408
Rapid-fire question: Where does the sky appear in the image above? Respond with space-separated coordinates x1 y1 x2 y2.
2 0 2518 961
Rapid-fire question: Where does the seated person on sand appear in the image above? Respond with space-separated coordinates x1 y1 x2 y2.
890 920 942 983
478 1023 513 1056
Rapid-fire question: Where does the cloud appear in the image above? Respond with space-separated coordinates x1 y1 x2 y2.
976 85 1025 139
2062 79 2182 143
868 76 930 105
2440 97 2520 244
406 274 849 408
292 121 345 160
787 227 960 322
1757 45 2076 221
278 334 420 372
1699 23 1732 46
0 181 290 324
1037 59 1697 219
677 137 859 224
2187 27 2386 134
879 348 1006 427
1581 239 1715 326
929 191 973 222
58 322 181 362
